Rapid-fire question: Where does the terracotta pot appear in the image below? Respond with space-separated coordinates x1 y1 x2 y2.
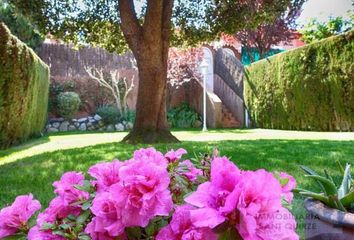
304 198 354 240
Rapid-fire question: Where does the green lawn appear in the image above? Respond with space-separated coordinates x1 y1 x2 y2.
0 130 353 238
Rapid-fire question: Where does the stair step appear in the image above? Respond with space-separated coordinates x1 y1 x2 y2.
221 104 241 128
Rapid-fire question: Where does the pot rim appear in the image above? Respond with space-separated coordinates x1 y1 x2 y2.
304 198 354 229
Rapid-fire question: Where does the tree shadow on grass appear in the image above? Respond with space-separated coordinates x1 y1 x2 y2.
0 136 50 159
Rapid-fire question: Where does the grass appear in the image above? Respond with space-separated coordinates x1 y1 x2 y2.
0 130 353 238
1 128 353 165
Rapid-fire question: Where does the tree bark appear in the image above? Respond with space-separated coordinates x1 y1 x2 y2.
118 0 178 143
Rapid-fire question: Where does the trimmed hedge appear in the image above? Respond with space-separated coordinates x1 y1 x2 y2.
245 31 354 131
0 22 49 148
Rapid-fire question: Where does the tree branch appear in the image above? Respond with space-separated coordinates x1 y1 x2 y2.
117 0 141 56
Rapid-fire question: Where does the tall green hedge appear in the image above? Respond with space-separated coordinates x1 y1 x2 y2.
0 22 49 148
245 31 354 131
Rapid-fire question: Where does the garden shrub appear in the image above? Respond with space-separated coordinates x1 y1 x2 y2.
0 22 49 149
57 92 81 119
121 109 136 123
96 105 120 124
245 31 354 131
168 103 201 128
48 80 76 113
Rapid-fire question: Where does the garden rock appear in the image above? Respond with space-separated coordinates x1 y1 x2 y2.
126 122 134 130
68 125 76 131
47 127 59 133
52 122 60 128
94 114 102 121
78 117 87 123
79 123 87 131
106 124 115 131
49 118 64 123
59 121 70 131
115 123 125 131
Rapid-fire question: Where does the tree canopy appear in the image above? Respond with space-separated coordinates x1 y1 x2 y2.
300 15 354 44
235 0 305 62
9 0 293 54
0 0 43 50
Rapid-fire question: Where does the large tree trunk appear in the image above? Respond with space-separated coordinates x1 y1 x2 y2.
119 0 178 143
123 52 178 143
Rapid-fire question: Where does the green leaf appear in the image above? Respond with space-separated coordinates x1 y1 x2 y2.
52 230 66 237
336 159 345 174
126 227 142 239
59 223 71 230
305 175 337 196
298 191 331 206
74 180 92 192
300 165 326 192
218 227 242 240
3 234 26 240
76 210 91 225
340 191 354 207
338 164 351 198
41 222 55 230
78 233 92 240
82 201 92 211
300 165 319 176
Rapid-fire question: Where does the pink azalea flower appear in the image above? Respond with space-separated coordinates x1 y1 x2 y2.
52 171 90 206
89 191 125 237
186 157 299 240
133 147 168 167
33 197 82 239
235 170 285 239
165 148 187 163
156 205 217 240
254 207 299 240
85 217 120 240
28 225 65 240
88 160 123 192
114 158 173 227
36 197 81 226
279 172 297 203
178 160 203 182
0 194 41 238
185 157 243 228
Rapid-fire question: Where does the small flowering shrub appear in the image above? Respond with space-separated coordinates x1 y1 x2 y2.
0 148 299 240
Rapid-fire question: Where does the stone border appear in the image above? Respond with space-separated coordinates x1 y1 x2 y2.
45 114 133 133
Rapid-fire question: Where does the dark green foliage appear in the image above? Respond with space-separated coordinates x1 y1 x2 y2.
168 103 201 128
96 105 120 125
121 109 136 123
245 31 354 131
48 81 75 114
0 0 43 50
0 22 49 149
57 92 81 119
300 16 354 44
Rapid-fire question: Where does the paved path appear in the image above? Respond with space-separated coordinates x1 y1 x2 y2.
1 129 353 165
